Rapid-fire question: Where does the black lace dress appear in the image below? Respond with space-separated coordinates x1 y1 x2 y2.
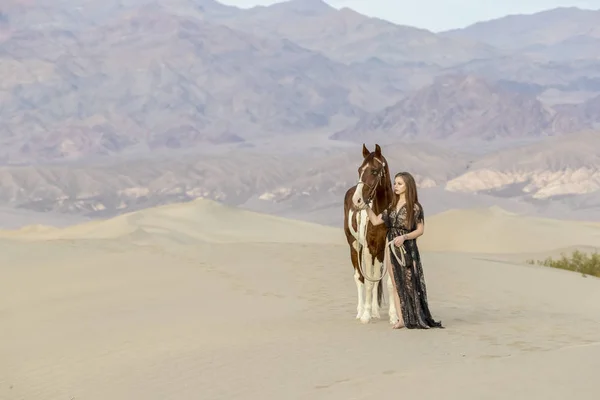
382 203 443 329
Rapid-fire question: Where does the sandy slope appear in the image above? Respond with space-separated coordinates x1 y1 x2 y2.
1 201 600 400
0 198 343 244
420 205 600 253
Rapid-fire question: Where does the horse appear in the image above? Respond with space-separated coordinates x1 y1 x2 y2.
343 143 397 324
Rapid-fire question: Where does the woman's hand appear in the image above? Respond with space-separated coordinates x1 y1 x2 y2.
393 235 405 247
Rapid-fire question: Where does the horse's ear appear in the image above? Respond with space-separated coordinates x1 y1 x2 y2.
375 144 382 157
362 144 370 158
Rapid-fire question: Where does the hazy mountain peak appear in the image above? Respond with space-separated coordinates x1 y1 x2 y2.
442 6 600 51
259 0 333 15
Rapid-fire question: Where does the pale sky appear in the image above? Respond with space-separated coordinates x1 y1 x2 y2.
220 0 600 31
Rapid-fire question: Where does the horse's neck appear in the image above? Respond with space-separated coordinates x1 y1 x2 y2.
371 188 392 215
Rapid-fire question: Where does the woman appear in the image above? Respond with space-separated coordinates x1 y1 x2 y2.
364 172 443 330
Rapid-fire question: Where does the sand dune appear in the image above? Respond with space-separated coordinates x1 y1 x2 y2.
0 198 342 244
4 201 600 254
1 201 600 400
420 205 600 253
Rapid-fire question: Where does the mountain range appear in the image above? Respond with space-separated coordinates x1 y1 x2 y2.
1 0 600 225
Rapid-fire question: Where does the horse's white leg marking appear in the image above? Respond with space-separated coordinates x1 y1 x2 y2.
360 245 374 324
349 206 364 319
352 206 376 323
354 267 364 319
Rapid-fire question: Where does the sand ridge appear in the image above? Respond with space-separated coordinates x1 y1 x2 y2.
4 201 600 253
0 198 343 244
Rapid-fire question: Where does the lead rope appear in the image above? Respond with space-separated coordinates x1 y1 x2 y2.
388 241 407 267
355 205 405 283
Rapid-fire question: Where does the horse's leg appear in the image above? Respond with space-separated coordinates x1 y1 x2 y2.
351 241 364 319
371 256 382 319
360 246 375 324
385 244 399 325
354 270 364 319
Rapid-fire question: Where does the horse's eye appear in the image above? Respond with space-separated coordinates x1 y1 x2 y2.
372 169 379 175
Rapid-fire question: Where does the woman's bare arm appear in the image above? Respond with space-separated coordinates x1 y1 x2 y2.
402 221 424 240
365 206 385 226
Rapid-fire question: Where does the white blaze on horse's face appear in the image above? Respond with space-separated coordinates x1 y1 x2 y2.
352 157 385 209
352 164 368 208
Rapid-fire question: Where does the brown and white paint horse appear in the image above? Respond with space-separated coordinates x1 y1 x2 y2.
343 144 397 324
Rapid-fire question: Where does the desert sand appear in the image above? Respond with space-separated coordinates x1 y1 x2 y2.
1 198 600 400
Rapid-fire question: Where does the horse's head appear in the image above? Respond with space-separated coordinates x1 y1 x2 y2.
352 143 390 209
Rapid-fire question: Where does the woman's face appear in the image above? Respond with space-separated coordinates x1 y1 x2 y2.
394 176 406 195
